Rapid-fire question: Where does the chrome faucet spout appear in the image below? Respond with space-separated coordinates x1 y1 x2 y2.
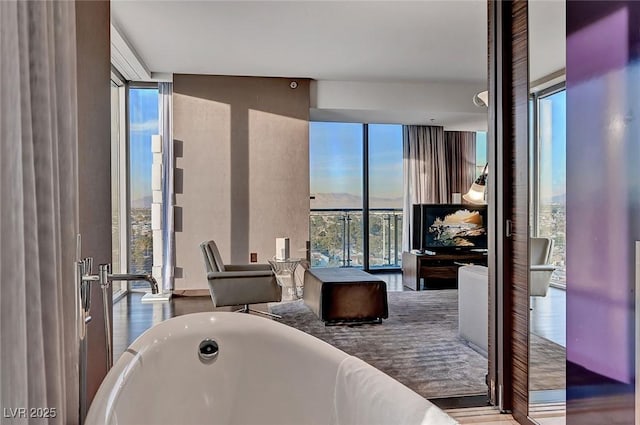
107 273 159 294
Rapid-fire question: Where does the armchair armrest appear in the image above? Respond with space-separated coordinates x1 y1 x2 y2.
225 264 272 272
530 264 556 272
207 270 274 280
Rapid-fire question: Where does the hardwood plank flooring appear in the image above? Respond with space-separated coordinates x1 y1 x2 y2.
112 292 215 360
530 287 566 347
446 406 519 424
529 402 566 424
113 272 404 361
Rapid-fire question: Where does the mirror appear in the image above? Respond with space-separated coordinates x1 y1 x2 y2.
528 0 566 423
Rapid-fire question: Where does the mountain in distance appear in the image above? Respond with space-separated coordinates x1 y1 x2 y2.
552 193 566 204
131 195 153 209
311 192 402 210
540 192 566 205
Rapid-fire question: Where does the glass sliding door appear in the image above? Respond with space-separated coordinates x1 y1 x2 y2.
128 86 159 290
368 124 403 268
309 122 363 267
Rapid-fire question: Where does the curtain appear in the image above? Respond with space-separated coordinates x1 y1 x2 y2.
402 127 478 251
0 1 79 424
445 131 477 196
159 82 174 293
402 126 446 251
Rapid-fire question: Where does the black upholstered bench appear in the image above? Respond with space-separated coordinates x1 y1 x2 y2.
302 268 388 324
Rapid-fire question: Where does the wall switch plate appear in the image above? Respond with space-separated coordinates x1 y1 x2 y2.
250 253 257 263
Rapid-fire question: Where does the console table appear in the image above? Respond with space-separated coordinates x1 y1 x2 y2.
402 251 488 290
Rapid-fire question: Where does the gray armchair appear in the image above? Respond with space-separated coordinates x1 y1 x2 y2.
200 240 282 318
530 237 556 297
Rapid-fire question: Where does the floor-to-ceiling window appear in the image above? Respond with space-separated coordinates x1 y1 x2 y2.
309 122 363 267
528 84 567 417
309 122 404 270
368 124 403 268
310 123 487 270
533 87 566 286
128 86 159 290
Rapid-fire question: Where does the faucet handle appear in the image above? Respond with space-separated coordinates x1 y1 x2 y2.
99 263 111 288
82 257 94 275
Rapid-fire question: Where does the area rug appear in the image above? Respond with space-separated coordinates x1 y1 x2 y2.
270 290 487 399
270 290 567 399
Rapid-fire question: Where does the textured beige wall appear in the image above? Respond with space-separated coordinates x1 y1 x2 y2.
173 75 310 291
75 0 111 407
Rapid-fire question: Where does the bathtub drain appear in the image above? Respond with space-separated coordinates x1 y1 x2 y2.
198 339 219 362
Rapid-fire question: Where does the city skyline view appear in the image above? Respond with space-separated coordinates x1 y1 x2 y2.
128 88 158 279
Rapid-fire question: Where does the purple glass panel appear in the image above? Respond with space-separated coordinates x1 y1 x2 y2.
567 2 640 423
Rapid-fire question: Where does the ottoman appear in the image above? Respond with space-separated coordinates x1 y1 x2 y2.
303 268 388 324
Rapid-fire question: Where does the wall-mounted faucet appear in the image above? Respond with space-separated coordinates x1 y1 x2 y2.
76 257 160 424
79 261 159 365
97 264 159 294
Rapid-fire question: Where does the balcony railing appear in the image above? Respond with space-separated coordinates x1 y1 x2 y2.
309 208 402 268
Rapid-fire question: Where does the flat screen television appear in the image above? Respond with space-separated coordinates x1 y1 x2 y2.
412 203 488 252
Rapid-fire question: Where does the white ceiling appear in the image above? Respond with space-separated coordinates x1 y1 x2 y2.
529 0 566 84
111 0 488 83
111 0 565 128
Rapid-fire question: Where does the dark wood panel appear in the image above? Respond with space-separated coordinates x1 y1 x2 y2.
509 1 530 422
488 0 532 423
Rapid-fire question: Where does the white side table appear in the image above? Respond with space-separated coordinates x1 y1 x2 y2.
268 258 302 301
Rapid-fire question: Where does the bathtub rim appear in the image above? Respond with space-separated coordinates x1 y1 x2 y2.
85 311 351 424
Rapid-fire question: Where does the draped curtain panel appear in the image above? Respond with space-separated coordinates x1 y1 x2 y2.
159 83 175 293
402 125 446 251
0 1 79 423
444 131 477 196
402 127 477 251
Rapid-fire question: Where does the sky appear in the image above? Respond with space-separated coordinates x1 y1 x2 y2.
129 88 159 202
475 131 487 179
309 122 404 204
539 90 566 201
310 122 489 208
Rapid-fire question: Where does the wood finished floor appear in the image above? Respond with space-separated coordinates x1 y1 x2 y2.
446 406 519 424
530 286 566 347
113 272 404 360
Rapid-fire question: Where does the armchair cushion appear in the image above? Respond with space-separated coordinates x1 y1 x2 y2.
207 273 281 307
207 270 275 280
200 240 282 308
225 264 273 272
202 240 226 272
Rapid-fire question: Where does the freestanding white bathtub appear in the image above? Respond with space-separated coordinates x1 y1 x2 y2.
86 312 458 425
